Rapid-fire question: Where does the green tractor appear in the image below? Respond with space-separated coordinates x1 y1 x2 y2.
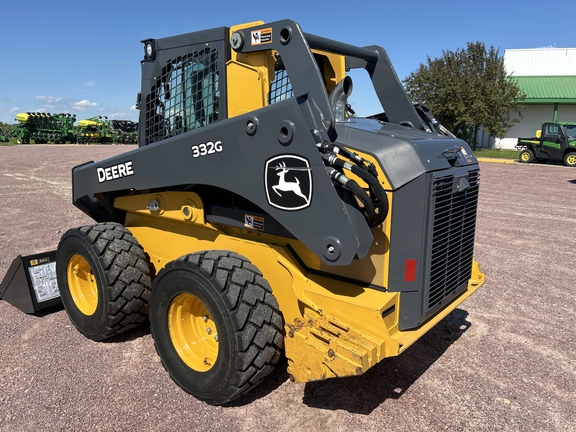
9 112 77 144
517 121 576 167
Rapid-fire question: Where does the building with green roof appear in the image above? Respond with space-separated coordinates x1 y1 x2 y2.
495 48 576 149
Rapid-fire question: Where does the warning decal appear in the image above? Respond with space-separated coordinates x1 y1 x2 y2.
28 261 59 302
251 28 273 45
245 214 265 231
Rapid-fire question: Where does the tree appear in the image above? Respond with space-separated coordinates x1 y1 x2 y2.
0 121 11 141
403 42 525 147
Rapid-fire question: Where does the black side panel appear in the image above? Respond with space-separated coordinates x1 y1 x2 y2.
336 119 479 190
388 174 430 296
72 97 373 267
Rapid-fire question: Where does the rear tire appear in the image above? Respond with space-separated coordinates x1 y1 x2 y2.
519 149 534 163
149 251 284 405
564 152 576 167
56 222 152 341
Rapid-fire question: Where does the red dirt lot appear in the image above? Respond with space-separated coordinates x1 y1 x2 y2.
0 145 575 431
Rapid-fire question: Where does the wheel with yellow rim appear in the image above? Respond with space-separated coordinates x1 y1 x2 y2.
168 291 220 372
149 251 284 405
564 152 576 167
519 149 534 163
56 222 152 341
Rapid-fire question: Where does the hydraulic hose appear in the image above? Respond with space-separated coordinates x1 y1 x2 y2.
344 162 388 226
323 153 389 227
327 168 375 223
320 142 379 178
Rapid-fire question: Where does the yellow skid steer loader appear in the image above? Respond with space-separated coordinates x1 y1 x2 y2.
1 19 484 406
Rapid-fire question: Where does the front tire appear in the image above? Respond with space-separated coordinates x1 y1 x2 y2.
564 152 576 167
56 222 152 341
149 251 284 405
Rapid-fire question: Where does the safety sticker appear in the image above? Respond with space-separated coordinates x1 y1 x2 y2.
245 214 264 231
28 261 59 302
251 28 272 45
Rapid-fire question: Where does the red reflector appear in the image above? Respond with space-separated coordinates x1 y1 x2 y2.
405 259 417 282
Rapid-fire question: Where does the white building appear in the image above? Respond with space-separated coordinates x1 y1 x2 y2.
495 47 576 149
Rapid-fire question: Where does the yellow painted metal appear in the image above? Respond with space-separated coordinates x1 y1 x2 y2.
225 23 348 119
15 113 30 123
66 254 98 316
226 22 276 118
168 292 219 372
310 50 346 94
566 154 576 165
78 119 100 128
115 190 485 383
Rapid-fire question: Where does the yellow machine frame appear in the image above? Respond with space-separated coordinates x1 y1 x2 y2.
115 189 483 382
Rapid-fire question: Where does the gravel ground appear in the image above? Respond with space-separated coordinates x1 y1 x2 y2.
0 145 575 431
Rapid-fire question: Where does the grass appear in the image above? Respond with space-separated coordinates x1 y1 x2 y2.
473 148 519 160
0 138 19 146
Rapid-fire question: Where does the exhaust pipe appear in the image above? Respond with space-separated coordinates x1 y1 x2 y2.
330 76 353 122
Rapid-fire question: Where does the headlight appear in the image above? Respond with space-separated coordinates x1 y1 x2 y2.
143 39 155 60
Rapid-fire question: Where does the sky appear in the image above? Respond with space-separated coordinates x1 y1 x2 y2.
1 0 574 125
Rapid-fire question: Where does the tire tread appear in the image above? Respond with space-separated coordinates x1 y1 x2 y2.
154 250 283 405
59 222 151 340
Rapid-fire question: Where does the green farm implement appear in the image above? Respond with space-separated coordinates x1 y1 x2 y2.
10 112 77 144
77 116 138 144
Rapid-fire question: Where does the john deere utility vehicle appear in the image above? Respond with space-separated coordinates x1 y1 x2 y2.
517 121 576 166
53 19 484 405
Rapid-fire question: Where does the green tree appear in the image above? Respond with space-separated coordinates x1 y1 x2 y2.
0 121 10 141
403 42 525 147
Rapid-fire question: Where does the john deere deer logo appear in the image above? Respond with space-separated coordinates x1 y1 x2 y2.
273 161 310 204
265 155 312 211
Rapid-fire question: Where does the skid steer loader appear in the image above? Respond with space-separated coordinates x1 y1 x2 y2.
47 20 484 405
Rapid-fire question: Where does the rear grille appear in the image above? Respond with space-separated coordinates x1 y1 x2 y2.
428 169 480 311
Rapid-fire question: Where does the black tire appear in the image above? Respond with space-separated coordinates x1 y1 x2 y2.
149 251 284 405
56 222 152 341
519 149 534 163
564 152 576 167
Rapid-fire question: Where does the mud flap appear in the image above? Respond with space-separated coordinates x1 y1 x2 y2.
0 251 62 314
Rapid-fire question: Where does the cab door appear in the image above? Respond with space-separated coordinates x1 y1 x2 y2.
540 123 565 160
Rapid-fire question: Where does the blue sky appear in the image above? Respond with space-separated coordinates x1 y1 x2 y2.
1 0 573 124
